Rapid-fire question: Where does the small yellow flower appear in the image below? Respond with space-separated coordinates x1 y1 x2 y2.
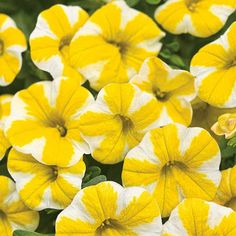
211 113 236 139
56 181 162 236
30 4 89 83
214 166 236 211
0 94 12 160
78 83 162 164
0 14 26 86
155 0 236 38
0 176 39 236
191 22 236 108
122 124 221 217
162 198 236 235
131 57 196 126
70 0 165 91
8 148 85 210
191 97 236 135
5 77 94 167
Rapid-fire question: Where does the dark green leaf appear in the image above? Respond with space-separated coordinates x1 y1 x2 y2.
82 175 107 188
125 0 140 7
169 55 186 68
13 230 54 236
146 0 161 5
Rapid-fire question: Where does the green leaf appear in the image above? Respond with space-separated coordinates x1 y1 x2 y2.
159 48 172 59
227 136 236 147
82 175 107 188
169 55 186 68
221 145 236 159
13 230 54 236
125 0 140 7
146 0 161 5
166 41 180 52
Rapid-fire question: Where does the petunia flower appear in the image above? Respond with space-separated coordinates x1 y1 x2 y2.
155 0 236 38
0 14 26 86
162 198 236 235
55 181 162 236
122 123 221 217
211 113 236 139
0 176 39 236
191 22 236 108
131 57 196 126
191 97 236 136
214 166 236 211
0 94 12 160
30 4 89 83
8 148 86 210
70 0 165 91
5 77 94 167
78 83 161 164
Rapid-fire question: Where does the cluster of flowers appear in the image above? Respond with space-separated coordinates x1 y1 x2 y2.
1 0 236 235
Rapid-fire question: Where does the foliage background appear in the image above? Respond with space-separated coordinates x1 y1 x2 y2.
1 0 236 235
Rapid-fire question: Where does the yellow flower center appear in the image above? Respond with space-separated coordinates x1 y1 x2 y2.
108 40 129 55
163 161 188 171
224 57 236 69
225 197 236 209
117 115 134 134
56 124 67 137
185 0 199 11
154 88 168 101
51 165 58 180
0 210 6 219
0 39 4 56
59 34 73 51
96 219 125 233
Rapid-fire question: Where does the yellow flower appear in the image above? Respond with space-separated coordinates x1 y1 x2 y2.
214 166 236 211
0 176 39 236
8 148 85 210
131 57 196 126
191 22 236 108
0 14 26 86
78 83 161 164
162 198 236 235
56 181 162 236
191 97 236 136
0 94 12 160
122 124 221 217
70 0 165 91
211 113 236 138
155 0 236 38
30 4 89 83
5 77 94 167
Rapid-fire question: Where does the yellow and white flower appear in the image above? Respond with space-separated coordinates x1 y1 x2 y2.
70 0 165 91
155 0 236 38
78 83 161 164
131 57 196 126
0 14 26 86
56 181 162 236
191 22 236 108
162 198 236 235
5 77 94 167
30 4 89 83
122 124 221 217
0 94 12 160
214 166 236 211
211 113 236 139
8 148 85 210
0 176 39 236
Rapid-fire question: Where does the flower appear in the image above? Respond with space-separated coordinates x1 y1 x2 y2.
55 181 162 236
214 166 236 211
70 0 165 91
131 57 196 126
78 83 161 164
0 94 12 160
30 4 89 83
155 0 236 38
0 176 39 236
122 123 221 217
191 97 236 136
0 14 26 86
8 148 86 210
5 77 94 167
191 22 236 108
211 113 236 138
162 198 236 235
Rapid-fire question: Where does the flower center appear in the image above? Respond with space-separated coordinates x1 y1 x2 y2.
225 197 236 208
117 115 134 134
163 161 188 171
0 39 4 56
50 165 58 180
56 124 67 137
59 34 73 51
185 0 199 11
224 56 236 69
96 219 125 233
108 40 129 55
154 88 168 101
0 210 6 219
